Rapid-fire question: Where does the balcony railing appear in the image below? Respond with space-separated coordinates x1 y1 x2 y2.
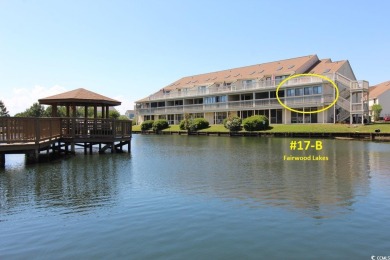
144 73 356 102
137 95 334 115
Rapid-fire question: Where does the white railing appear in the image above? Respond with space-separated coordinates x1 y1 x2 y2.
337 96 351 111
137 94 338 115
146 75 334 101
351 104 363 112
351 80 369 90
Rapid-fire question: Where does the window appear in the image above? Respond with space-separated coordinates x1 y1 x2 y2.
313 86 322 94
215 112 227 124
304 87 312 95
291 108 304 124
270 109 283 124
295 88 303 96
174 100 183 106
255 110 269 118
167 114 175 125
216 96 227 102
255 92 269 99
287 89 295 97
204 97 215 104
198 86 207 93
204 96 227 104
275 75 287 84
241 94 253 100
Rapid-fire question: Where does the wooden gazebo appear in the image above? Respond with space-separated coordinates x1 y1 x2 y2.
38 88 121 118
1 88 131 167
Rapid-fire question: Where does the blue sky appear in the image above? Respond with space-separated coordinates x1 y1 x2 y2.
0 0 389 115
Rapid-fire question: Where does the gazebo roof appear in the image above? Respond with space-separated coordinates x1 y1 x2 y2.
38 88 121 106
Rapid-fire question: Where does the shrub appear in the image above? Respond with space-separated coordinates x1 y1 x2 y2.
223 116 242 131
179 119 189 130
141 120 154 130
190 118 209 131
179 117 209 132
152 119 169 132
242 115 269 131
179 113 191 131
372 104 382 121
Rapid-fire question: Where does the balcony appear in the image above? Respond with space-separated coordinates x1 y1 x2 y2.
146 76 328 101
137 95 333 115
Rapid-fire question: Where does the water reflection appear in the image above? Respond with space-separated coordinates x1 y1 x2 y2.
131 136 382 218
0 153 132 217
1 135 389 220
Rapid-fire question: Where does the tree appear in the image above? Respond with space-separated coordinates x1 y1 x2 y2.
45 106 66 117
0 100 10 117
118 115 130 121
15 102 46 117
372 104 382 121
179 113 192 133
109 110 120 119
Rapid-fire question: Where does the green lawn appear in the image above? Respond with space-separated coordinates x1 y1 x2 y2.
133 123 390 133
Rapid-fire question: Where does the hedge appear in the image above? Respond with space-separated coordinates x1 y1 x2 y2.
152 119 169 131
141 120 154 130
242 115 269 131
179 117 209 131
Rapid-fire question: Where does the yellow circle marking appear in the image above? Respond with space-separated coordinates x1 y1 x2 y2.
276 73 339 114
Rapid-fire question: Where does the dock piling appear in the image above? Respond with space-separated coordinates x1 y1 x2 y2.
0 153 5 167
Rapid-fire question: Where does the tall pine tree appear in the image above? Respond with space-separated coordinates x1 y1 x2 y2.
0 100 9 117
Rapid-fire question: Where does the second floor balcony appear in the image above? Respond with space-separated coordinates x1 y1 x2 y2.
137 95 335 115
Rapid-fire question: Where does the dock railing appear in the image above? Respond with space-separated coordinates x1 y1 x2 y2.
60 118 132 139
0 117 132 144
0 117 62 144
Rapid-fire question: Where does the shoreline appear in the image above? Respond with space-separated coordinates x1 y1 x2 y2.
132 130 390 142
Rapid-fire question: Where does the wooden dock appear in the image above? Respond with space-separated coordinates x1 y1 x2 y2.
0 117 132 167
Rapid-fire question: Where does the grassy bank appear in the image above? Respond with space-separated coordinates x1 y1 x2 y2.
132 123 390 133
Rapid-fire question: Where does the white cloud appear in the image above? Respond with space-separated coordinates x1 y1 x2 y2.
112 94 135 115
3 85 67 116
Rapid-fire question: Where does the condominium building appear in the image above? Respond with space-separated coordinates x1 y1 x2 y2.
368 81 390 120
135 55 369 125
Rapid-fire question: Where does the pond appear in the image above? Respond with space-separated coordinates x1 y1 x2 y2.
1 135 390 259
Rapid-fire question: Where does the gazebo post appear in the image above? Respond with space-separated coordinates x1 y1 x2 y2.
94 105 97 118
52 104 58 117
84 105 88 154
93 105 97 137
72 104 76 117
102 105 105 118
106 106 109 119
66 105 70 117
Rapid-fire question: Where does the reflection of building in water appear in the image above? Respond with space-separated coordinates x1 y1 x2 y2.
0 155 127 215
135 137 371 218
0 137 377 219
367 142 390 185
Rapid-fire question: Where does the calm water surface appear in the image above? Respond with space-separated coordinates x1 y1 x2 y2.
1 135 390 259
